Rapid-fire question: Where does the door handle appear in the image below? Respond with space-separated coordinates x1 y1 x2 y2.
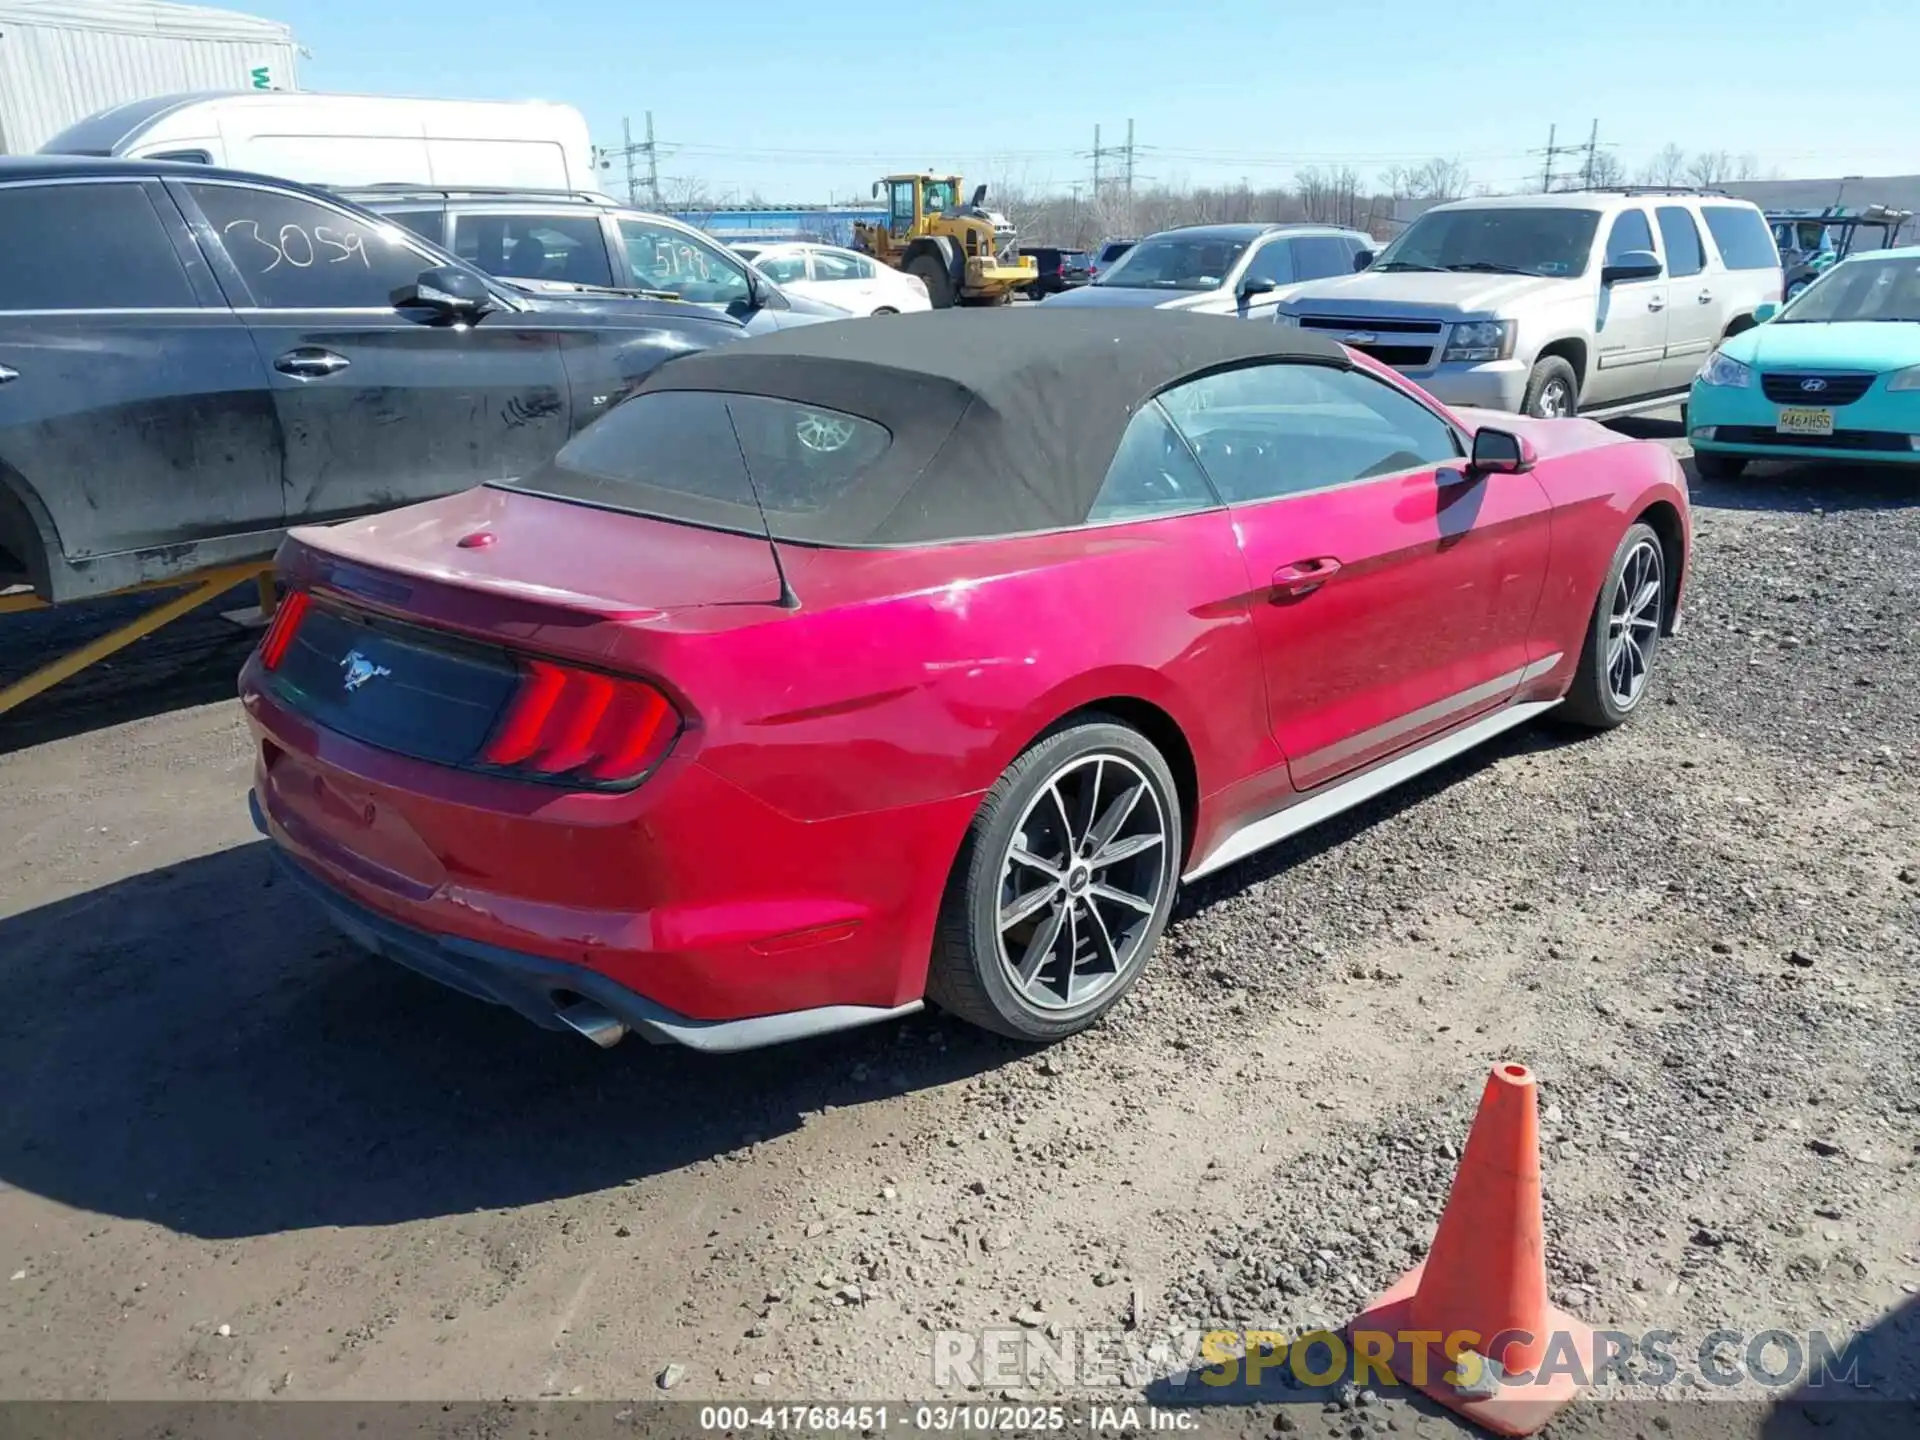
1646 296 1666 312
0 364 18 385
274 348 351 379
1272 556 1343 598
1697 289 1714 304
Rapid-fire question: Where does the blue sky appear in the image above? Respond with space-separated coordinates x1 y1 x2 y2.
243 0 1913 203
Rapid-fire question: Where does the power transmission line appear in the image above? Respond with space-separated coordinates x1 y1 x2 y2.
1084 120 1140 198
595 112 665 207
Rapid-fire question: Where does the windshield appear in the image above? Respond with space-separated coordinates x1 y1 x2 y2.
1095 237 1248 291
1779 255 1920 324
1371 207 1601 278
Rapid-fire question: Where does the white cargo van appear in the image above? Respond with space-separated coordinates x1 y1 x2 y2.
38 91 595 190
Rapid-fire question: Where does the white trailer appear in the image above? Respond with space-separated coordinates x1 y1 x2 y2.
0 0 296 154
39 90 598 191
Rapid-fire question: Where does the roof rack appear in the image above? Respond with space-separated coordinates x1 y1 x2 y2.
1582 185 1732 198
325 183 617 204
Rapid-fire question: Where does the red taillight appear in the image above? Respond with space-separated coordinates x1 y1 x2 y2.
481 658 680 786
258 589 309 670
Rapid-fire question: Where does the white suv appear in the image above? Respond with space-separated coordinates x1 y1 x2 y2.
1275 190 1782 419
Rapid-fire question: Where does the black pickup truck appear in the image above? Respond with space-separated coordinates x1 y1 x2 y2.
0 157 778 605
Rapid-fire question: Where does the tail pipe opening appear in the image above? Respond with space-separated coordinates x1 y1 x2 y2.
555 997 628 1049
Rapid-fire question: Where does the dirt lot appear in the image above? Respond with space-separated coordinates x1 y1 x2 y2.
1 423 1915 1435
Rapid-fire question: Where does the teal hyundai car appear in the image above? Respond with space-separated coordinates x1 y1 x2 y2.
1689 245 1920 480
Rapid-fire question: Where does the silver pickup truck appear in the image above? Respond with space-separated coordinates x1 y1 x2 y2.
1276 189 1782 420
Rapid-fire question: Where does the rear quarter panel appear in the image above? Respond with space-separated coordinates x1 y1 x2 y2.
1470 415 1691 671
690 511 1273 830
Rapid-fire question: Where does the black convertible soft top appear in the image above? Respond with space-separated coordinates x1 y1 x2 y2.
628 308 1352 546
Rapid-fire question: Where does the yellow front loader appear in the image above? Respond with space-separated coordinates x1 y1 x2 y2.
852 173 1038 308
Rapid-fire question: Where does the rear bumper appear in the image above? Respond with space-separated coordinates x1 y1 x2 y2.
254 790 922 1053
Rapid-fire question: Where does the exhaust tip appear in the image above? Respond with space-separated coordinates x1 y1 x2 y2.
555 999 627 1049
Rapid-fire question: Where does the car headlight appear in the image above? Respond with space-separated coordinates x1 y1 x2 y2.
1696 349 1753 388
1442 319 1515 363
1273 311 1301 328
1886 364 1920 392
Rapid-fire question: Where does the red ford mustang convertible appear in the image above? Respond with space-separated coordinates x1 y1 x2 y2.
239 310 1689 1052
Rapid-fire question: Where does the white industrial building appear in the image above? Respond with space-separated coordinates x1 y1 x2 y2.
0 0 297 154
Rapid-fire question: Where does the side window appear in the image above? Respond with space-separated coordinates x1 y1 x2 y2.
754 252 807 284
187 183 430 308
1087 402 1218 524
617 218 751 306
1291 235 1356 281
381 208 445 248
1160 363 1461 504
149 149 211 165
810 250 866 282
1656 206 1705 278
1701 206 1781 271
1604 208 1657 264
453 213 613 287
0 182 197 311
1241 239 1296 287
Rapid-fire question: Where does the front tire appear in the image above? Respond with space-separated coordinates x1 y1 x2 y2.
1559 522 1667 730
1522 356 1580 418
927 719 1181 1042
1693 451 1746 481
872 306 898 316
906 254 955 309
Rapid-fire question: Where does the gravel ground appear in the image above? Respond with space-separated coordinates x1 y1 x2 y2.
0 432 1915 1438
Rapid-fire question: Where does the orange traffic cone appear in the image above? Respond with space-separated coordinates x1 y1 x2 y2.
1347 1062 1595 1437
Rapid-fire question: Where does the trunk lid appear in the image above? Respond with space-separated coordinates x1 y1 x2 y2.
286 484 785 619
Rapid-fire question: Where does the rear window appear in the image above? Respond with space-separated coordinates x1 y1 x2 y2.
508 391 892 541
0 182 197 311
1701 205 1781 271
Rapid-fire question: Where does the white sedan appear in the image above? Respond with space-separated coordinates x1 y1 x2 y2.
732 242 932 316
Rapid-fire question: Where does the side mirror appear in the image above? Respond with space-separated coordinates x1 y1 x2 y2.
1600 248 1662 284
394 265 496 321
1239 276 1278 298
1754 300 1780 323
968 183 987 208
1469 426 1538 474
871 181 881 199
1353 248 1376 272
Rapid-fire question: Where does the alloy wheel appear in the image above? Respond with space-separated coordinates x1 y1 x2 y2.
1537 379 1572 418
995 753 1171 1011
1606 539 1664 710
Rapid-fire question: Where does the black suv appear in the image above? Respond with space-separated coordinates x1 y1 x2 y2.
340 186 851 333
1018 246 1092 299
0 157 759 605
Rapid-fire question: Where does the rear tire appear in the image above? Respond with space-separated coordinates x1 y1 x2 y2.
1692 451 1746 481
1558 521 1667 730
926 719 1181 1042
906 254 955 309
1522 356 1580 418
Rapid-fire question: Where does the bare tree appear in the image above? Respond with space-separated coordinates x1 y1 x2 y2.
1686 149 1734 188
1637 143 1689 187
1733 152 1760 182
1383 156 1472 202
1586 148 1626 188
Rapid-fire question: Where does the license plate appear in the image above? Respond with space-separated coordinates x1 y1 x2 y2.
1776 407 1834 436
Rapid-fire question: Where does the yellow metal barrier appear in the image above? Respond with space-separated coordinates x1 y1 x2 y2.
0 560 277 717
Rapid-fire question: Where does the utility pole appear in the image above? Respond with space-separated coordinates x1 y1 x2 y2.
1581 118 1599 189
645 110 661 209
603 113 664 208
1532 123 1580 192
1087 121 1137 200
